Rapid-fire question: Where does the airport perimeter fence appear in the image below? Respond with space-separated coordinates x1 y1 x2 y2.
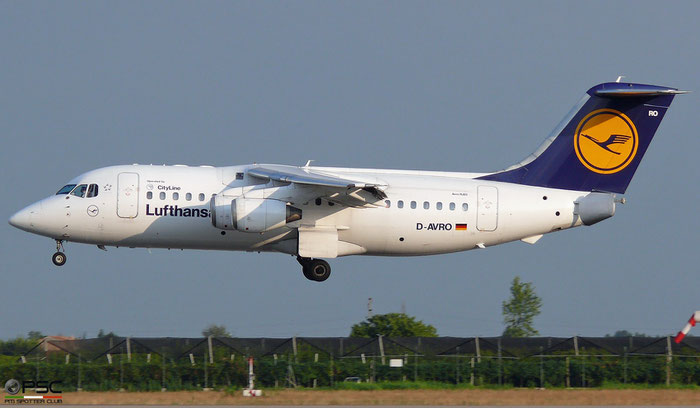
1 336 699 390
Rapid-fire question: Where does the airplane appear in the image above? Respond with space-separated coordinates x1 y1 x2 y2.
8 81 685 282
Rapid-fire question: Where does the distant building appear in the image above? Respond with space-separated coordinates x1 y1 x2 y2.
41 336 76 353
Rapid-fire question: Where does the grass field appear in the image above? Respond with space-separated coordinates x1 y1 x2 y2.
48 389 700 405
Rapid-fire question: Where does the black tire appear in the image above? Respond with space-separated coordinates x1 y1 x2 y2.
308 259 331 282
302 265 314 280
52 252 67 266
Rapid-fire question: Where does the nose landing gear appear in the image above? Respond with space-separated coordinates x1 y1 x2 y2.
297 256 331 282
52 240 67 266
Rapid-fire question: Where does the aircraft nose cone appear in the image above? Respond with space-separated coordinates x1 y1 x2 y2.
9 209 30 230
8 203 39 232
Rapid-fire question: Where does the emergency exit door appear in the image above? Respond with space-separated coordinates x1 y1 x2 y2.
117 172 139 218
477 185 498 231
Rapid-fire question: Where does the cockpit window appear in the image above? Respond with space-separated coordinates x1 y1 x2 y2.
86 184 99 198
70 184 88 198
56 184 77 195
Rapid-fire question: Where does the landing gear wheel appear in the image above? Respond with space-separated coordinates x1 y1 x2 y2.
302 265 314 280
297 256 331 282
308 259 331 282
52 252 67 266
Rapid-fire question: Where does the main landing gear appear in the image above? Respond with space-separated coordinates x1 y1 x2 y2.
52 240 67 266
297 256 331 282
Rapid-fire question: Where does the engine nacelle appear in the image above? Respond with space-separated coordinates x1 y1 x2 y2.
233 198 302 233
210 194 236 230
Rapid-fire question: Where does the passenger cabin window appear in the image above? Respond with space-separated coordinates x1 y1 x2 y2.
70 184 88 198
398 200 404 209
186 193 192 201
173 192 179 200
436 202 443 210
147 191 153 200
160 192 166 200
423 201 429 210
462 203 469 211
86 184 99 198
410 201 417 209
385 200 391 208
56 184 76 195
236 172 244 180
449 202 455 211
198 193 205 201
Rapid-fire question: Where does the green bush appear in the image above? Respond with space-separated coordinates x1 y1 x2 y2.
0 354 697 391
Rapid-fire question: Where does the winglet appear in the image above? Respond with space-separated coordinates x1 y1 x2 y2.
303 160 314 167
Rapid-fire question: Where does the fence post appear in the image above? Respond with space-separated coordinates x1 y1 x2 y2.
475 336 481 363
581 348 586 388
565 356 570 388
330 355 334 387
414 354 418 382
161 348 166 392
274 353 279 388
475 337 482 385
456 346 461 384
539 346 544 388
208 336 214 364
470 357 475 386
498 339 502 386
120 348 124 391
293 336 298 363
77 353 82 391
666 335 672 386
203 350 208 390
126 337 131 363
623 346 627 384
378 335 385 365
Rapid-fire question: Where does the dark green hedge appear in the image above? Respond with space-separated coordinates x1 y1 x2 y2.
1 355 697 390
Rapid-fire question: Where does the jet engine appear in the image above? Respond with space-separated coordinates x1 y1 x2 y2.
233 198 302 233
210 194 237 230
210 194 301 232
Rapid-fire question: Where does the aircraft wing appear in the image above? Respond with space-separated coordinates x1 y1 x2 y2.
248 165 387 207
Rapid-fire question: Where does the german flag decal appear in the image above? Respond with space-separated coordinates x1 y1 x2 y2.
455 223 467 231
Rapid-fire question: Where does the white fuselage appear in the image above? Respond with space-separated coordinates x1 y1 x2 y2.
12 164 588 257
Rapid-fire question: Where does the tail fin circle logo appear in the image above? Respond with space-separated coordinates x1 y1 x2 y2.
574 109 638 174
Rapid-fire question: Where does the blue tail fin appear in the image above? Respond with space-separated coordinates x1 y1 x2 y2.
478 82 685 193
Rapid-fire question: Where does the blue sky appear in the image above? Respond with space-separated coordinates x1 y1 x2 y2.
1 1 698 339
